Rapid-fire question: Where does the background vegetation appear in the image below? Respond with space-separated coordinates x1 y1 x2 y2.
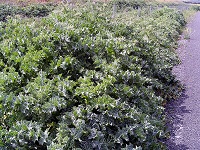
0 0 197 149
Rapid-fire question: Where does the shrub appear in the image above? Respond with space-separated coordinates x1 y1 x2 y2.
0 4 185 150
0 4 17 21
112 0 147 8
0 3 56 22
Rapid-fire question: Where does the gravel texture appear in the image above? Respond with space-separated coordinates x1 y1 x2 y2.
165 12 200 149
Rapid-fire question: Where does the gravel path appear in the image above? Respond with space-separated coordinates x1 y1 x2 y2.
166 12 200 149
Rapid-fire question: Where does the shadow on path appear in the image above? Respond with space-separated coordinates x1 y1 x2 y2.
164 90 191 150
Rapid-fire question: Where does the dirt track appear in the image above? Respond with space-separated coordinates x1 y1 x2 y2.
166 12 200 149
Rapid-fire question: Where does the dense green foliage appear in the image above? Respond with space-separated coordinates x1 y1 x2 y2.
0 3 56 22
111 0 148 9
0 3 185 150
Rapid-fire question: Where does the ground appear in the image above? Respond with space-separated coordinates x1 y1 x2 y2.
166 11 200 149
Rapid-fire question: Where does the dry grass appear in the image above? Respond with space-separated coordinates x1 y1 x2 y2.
0 0 61 5
0 0 185 5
